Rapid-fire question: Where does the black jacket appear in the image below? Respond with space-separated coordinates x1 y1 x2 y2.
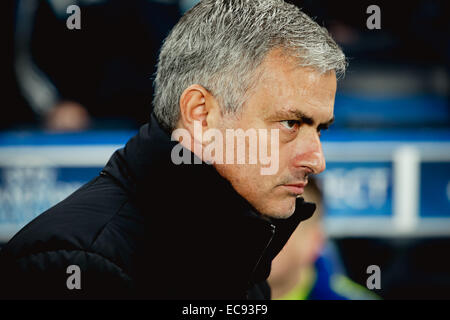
0 114 316 299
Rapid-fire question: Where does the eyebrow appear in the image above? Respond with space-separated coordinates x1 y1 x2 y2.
273 109 335 129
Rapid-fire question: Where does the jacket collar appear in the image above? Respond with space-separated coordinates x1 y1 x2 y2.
102 113 316 289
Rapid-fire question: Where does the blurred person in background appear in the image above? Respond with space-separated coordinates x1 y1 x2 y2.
269 178 379 300
5 0 180 131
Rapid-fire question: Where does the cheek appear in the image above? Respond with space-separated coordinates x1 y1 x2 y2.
277 144 295 173
241 165 272 192
217 163 266 194
234 165 277 206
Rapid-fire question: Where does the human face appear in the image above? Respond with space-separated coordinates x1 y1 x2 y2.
214 49 337 219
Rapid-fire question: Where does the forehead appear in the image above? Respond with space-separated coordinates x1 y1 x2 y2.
250 49 337 118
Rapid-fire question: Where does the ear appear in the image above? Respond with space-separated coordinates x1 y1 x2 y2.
177 84 221 139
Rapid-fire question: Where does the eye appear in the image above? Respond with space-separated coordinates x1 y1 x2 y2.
280 120 300 131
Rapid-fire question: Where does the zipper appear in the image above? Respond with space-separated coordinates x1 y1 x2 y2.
248 223 276 286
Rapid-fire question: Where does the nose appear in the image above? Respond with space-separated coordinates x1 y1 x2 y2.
292 128 326 175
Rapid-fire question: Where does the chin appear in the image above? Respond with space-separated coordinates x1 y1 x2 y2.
259 200 296 220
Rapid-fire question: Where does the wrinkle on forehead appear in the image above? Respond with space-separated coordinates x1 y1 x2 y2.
237 48 337 124
256 49 336 98
261 76 335 118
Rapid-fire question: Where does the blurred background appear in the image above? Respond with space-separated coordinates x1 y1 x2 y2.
2 0 449 299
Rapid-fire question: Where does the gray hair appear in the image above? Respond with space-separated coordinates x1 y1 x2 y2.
153 0 347 132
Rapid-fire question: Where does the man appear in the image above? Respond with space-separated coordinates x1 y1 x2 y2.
0 0 346 299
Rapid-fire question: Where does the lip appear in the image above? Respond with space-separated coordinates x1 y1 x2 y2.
282 182 307 195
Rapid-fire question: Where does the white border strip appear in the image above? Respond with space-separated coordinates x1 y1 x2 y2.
393 146 420 234
0 145 122 167
325 217 450 238
323 141 450 162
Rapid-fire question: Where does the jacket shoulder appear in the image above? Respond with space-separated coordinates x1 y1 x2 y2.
0 247 134 299
0 174 143 284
